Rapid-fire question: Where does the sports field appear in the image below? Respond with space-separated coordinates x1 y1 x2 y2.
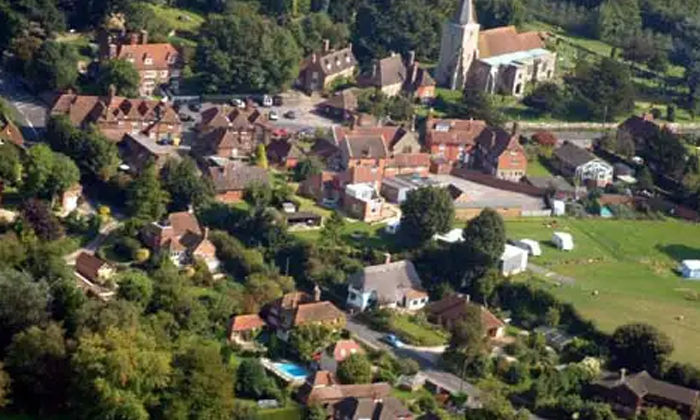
505 218 700 366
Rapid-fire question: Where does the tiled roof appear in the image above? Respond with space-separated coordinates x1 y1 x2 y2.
478 26 546 59
142 211 206 253
332 339 364 362
267 140 305 163
334 396 412 420
117 43 180 71
532 131 558 146
426 118 490 146
320 89 358 112
477 129 523 160
387 153 431 168
230 314 265 332
207 162 269 193
594 371 700 407
198 127 247 151
51 94 179 128
348 260 424 305
333 125 410 151
75 252 108 283
426 295 504 331
199 106 267 131
303 46 357 77
0 117 24 147
375 54 407 87
342 135 388 159
619 114 662 142
297 376 391 404
294 301 345 326
553 142 599 167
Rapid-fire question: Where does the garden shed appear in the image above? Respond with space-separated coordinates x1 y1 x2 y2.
515 239 542 256
680 260 700 279
552 232 574 251
500 244 528 276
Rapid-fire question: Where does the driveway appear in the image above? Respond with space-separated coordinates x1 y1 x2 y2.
0 70 47 141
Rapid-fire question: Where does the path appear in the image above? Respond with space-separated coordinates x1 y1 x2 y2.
527 262 576 285
64 219 121 264
0 70 47 141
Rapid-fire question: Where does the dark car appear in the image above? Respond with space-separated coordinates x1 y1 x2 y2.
284 110 297 119
178 112 193 122
273 95 284 106
188 103 202 112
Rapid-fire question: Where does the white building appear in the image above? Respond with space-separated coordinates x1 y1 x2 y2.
552 232 574 251
500 244 528 276
553 142 614 188
515 239 542 256
680 260 700 280
346 260 428 311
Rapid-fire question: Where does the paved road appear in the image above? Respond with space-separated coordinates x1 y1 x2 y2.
527 262 576 285
0 71 47 141
345 319 482 405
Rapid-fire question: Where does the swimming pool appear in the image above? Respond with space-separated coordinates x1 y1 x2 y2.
272 362 309 380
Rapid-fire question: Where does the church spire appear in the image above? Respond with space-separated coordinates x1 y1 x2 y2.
454 0 475 25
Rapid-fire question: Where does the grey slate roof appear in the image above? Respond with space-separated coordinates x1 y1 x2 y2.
594 371 699 407
343 135 388 158
348 260 423 304
208 163 269 192
553 142 598 167
376 54 406 87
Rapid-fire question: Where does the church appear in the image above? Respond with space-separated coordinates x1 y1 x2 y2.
435 0 557 96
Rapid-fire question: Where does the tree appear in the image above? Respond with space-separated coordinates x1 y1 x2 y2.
289 323 339 361
0 269 49 349
126 163 170 222
636 166 654 191
97 59 141 97
566 58 635 121
24 144 79 200
25 41 78 91
255 144 269 169
523 82 567 116
597 0 642 45
639 407 682 420
71 327 172 420
243 181 273 210
158 343 235 420
319 210 345 249
476 0 525 29
162 157 212 211
293 156 323 181
235 359 276 400
0 362 9 409
456 208 506 287
288 12 350 54
0 142 23 187
116 270 154 309
448 305 485 356
305 404 328 420
4 323 69 415
400 186 454 245
20 199 64 241
454 87 505 126
337 353 372 384
609 323 673 373
195 5 301 93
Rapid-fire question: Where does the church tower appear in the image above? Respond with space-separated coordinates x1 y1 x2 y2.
435 0 480 90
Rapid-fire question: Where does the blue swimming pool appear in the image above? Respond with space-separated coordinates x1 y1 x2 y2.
273 362 309 379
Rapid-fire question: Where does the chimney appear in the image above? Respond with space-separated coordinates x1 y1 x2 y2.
311 52 318 64
349 114 357 131
323 39 330 53
384 253 391 264
620 368 627 383
108 84 116 101
140 29 148 45
129 32 139 45
313 284 321 302
408 50 416 66
411 114 416 132
511 121 519 136
202 227 209 239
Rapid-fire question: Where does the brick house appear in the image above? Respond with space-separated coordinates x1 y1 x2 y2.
99 30 182 97
0 116 25 147
228 314 265 344
426 294 505 339
50 90 181 142
141 211 219 271
195 105 270 158
297 41 357 93
266 139 305 169
194 127 253 160
75 252 115 285
475 125 527 181
360 51 436 102
264 290 346 341
552 142 613 187
205 161 269 204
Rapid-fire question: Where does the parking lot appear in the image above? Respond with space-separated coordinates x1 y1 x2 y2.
0 70 48 141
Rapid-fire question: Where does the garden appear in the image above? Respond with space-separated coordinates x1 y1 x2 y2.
505 218 700 365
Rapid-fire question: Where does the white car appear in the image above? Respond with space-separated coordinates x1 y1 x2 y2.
262 95 273 107
269 110 279 121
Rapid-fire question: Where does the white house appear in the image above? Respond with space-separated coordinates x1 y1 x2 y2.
553 142 613 187
433 228 465 244
552 232 574 251
347 260 428 311
500 244 528 276
515 239 541 256
680 260 700 279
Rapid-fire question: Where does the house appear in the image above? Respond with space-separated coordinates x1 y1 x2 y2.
680 260 700 280
75 252 115 285
524 175 577 200
99 30 182 96
284 211 323 228
425 118 528 180
267 139 305 169
436 0 556 95
617 114 662 153
342 182 385 222
194 127 254 160
297 41 357 93
205 160 269 204
296 371 412 419
50 90 181 142
425 294 506 339
265 290 346 341
552 231 573 251
141 211 219 270
317 89 358 122
195 105 270 155
334 125 423 158
590 370 699 420
228 314 265 344
120 133 181 172
60 184 83 215
500 244 528 276
319 339 364 372
0 116 25 147
552 142 613 187
360 51 436 101
347 260 428 311
514 239 541 256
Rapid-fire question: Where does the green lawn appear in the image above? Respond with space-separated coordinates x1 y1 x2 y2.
257 405 303 420
505 218 700 366
146 4 204 33
526 156 556 177
390 313 449 346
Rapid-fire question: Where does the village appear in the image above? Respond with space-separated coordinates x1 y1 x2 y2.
1 0 700 419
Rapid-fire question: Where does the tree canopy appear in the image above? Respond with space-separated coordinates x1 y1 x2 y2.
97 59 141 97
609 323 674 373
337 353 372 384
400 187 454 245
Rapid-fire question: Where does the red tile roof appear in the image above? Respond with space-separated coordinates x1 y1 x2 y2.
478 26 546 58
0 117 24 147
230 314 265 332
332 339 364 362
117 43 180 71
294 301 345 326
387 153 431 168
75 252 109 283
426 118 489 146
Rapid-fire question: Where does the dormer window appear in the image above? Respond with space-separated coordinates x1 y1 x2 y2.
435 122 451 132
345 55 350 63
144 57 153 65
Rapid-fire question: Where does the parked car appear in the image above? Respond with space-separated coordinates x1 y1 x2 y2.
262 95 273 107
284 110 297 119
269 110 279 121
178 112 193 122
230 98 245 108
189 103 201 112
273 95 284 106
382 334 405 348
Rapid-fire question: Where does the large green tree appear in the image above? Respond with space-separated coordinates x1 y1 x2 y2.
97 59 141 97
456 208 507 288
476 0 525 29
116 270 154 309
566 57 635 121
597 0 642 45
25 40 78 91
234 359 277 400
337 353 372 384
400 186 454 245
288 12 350 54
126 163 170 222
195 5 301 93
23 144 80 200
162 157 212 212
609 323 673 373
0 269 49 349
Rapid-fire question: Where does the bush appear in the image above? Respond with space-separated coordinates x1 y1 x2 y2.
114 236 142 260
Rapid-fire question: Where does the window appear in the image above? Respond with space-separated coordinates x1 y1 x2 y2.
144 57 153 65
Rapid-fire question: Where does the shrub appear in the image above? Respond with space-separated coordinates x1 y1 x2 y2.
114 236 142 260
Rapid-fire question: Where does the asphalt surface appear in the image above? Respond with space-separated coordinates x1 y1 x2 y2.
345 319 482 405
0 71 47 141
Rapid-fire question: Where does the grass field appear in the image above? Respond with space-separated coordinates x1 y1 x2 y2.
146 4 204 33
505 218 700 366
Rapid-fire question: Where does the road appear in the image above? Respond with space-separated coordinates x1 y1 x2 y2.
345 319 482 406
527 262 576 285
0 70 47 141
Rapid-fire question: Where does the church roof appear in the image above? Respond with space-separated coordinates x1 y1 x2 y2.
454 0 476 25
478 26 546 58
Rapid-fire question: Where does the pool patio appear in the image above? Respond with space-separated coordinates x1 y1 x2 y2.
261 358 310 385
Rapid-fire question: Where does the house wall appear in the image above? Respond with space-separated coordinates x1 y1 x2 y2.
495 149 528 181
381 82 404 97
404 296 429 310
429 143 474 164
383 165 429 179
455 206 523 220
343 194 384 222
347 286 373 311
